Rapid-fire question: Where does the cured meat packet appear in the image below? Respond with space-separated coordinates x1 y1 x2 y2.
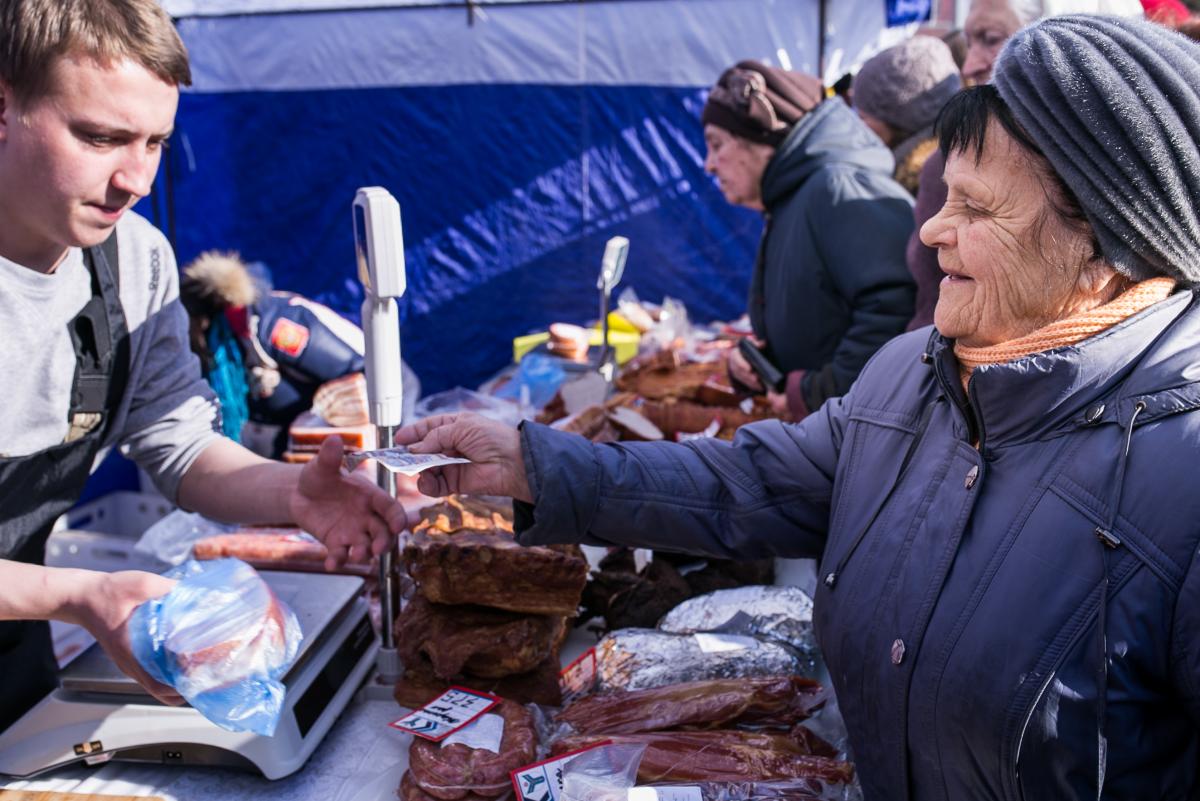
345 445 472 475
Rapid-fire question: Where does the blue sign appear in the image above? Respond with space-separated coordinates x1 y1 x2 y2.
886 0 933 26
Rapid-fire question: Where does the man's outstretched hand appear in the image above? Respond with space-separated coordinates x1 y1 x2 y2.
290 436 408 570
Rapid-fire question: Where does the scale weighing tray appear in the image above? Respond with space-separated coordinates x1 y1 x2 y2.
0 570 378 780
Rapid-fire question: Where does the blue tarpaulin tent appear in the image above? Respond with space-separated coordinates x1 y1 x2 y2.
150 0 917 396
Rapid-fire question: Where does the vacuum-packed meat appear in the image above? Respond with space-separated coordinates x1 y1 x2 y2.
595 629 808 693
555 676 827 734
409 700 538 800
630 780 845 801
551 730 853 784
401 770 511 801
192 530 371 577
658 586 818 672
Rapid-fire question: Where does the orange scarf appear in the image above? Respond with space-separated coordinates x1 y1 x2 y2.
955 277 1177 388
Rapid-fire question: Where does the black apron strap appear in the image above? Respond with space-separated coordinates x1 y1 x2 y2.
65 235 126 441
0 232 129 732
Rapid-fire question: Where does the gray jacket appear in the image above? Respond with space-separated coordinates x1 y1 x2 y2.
516 289 1200 800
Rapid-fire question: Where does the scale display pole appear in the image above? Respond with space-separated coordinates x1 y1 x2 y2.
353 187 406 685
595 236 629 384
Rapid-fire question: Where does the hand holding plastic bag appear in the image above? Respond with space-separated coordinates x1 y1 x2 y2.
129 558 303 736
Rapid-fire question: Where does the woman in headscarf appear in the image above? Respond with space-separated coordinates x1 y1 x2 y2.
398 15 1200 800
702 61 916 420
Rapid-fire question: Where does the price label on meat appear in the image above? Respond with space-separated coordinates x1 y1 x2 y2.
390 687 500 741
558 647 597 706
629 788 704 801
510 741 611 801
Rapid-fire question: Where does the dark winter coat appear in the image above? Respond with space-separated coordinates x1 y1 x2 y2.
239 292 364 423
516 288 1200 800
749 97 915 415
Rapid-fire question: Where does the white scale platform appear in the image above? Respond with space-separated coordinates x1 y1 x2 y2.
0 570 378 781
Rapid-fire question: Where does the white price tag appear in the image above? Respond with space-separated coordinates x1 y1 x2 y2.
693 632 759 653
442 712 505 753
628 787 703 801
389 687 500 741
510 741 612 801
345 446 471 476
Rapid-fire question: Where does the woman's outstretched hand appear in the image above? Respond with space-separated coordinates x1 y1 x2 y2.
395 413 532 502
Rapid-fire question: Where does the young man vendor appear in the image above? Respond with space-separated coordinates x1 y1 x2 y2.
0 0 406 731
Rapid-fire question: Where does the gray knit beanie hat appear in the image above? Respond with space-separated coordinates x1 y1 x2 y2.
994 15 1200 284
854 37 961 142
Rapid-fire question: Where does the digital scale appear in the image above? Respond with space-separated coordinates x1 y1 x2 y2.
0 571 376 780
0 186 411 783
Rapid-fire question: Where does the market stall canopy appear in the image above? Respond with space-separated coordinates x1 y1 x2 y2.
149 0 917 394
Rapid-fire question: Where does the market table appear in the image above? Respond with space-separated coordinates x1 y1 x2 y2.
0 557 819 801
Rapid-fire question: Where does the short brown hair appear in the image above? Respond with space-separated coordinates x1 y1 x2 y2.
0 0 191 104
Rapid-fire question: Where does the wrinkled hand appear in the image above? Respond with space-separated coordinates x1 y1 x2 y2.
395 413 531 503
75 570 183 706
290 436 408 570
729 339 765 392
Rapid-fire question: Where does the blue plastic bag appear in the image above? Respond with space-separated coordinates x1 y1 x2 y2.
493 353 568 410
129 558 303 736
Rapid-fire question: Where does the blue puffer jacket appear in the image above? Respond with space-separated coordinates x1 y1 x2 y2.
516 289 1200 800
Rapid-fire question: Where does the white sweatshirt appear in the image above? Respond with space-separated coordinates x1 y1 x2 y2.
0 212 221 502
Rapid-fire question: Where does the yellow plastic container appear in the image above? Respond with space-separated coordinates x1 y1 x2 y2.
513 327 640 364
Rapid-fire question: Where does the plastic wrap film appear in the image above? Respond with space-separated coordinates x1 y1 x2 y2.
192 529 372 577
408 700 537 799
554 733 854 785
562 740 854 801
657 586 818 672
594 629 806 693
128 558 302 735
555 676 827 735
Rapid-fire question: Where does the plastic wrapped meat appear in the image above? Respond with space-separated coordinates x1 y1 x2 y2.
551 730 854 784
555 676 827 735
128 558 301 735
658 586 818 669
401 770 511 801
595 629 806 693
192 530 371 577
409 700 537 799
638 779 845 801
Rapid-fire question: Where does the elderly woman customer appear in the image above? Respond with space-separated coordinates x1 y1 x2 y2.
904 0 1145 330
703 62 915 420
399 15 1200 800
